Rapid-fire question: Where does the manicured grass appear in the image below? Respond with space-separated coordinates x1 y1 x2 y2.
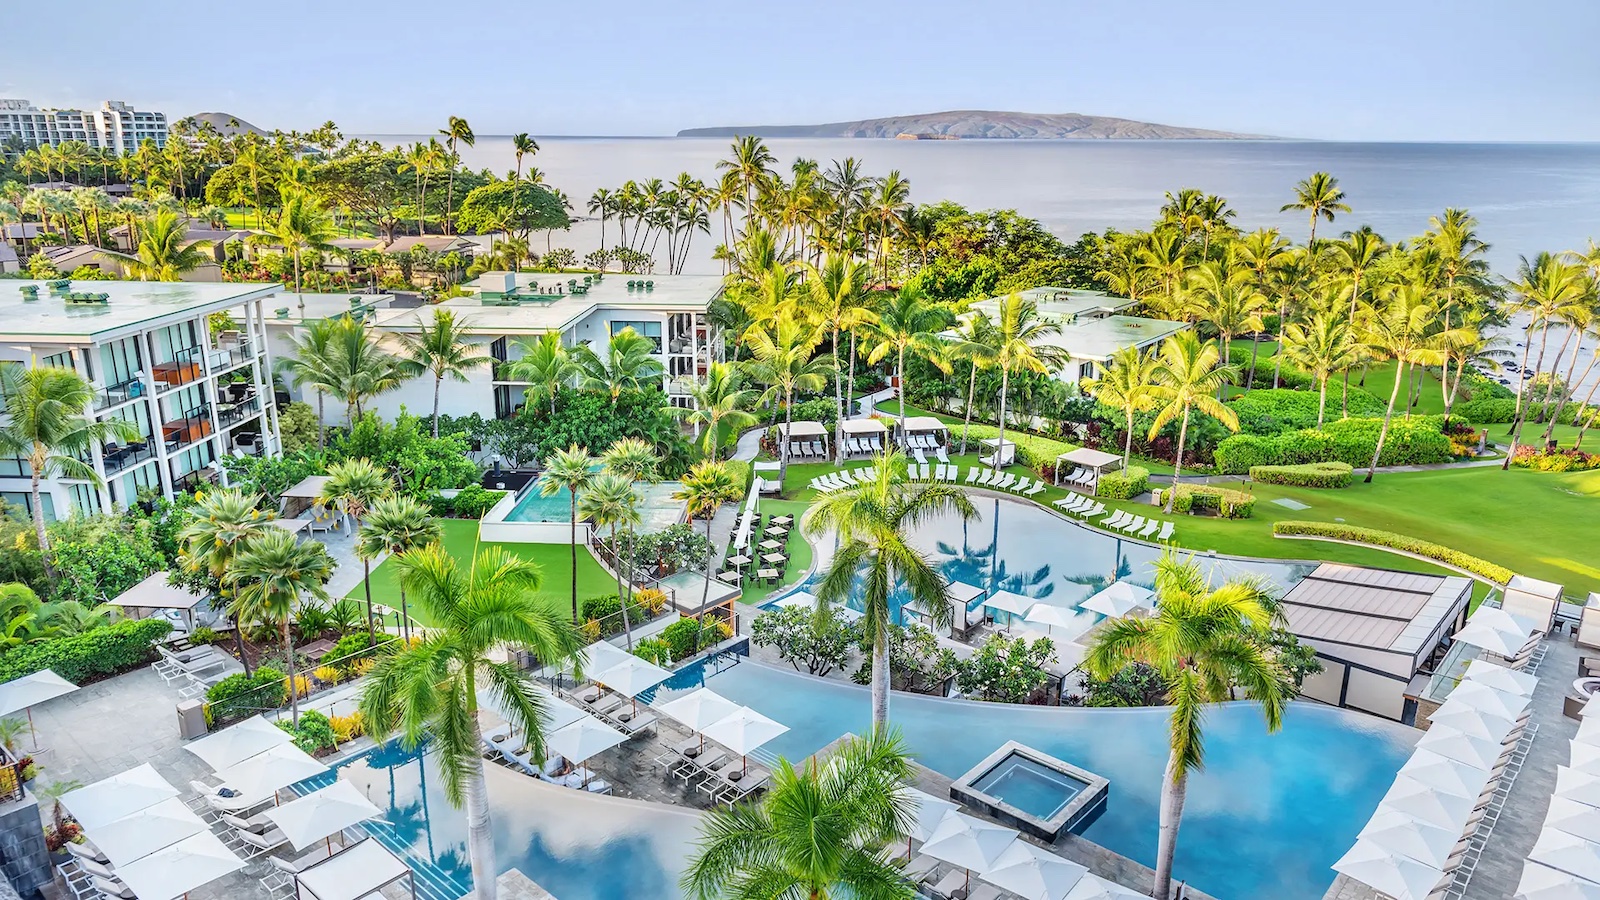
734 499 816 606
348 518 615 626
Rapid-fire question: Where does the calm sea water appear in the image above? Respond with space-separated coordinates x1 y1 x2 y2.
365 136 1600 275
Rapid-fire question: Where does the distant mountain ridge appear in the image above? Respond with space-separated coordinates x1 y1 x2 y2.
176 112 269 137
678 110 1267 140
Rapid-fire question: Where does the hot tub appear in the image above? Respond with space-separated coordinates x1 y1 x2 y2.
950 741 1109 841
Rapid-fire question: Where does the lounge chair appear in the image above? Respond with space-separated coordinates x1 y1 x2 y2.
1024 480 1047 497
1012 477 1033 493
619 711 659 735
306 503 336 535
1120 516 1146 534
64 842 109 866
1156 521 1175 542
940 465 957 482
1138 519 1161 538
935 446 950 463
965 467 980 483
918 463 931 481
968 885 1004 900
91 876 137 900
236 827 291 858
1083 502 1106 518
913 448 928 465
994 473 1017 490
1102 510 1130 529
222 810 276 834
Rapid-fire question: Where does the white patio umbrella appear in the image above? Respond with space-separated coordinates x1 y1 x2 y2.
1461 659 1537 697
1024 602 1081 635
1357 807 1459 869
1414 725 1505 771
263 780 383 852
1578 716 1600 749
700 706 789 772
1559 767 1600 809
1574 742 1600 778
1548 797 1600 845
1533 829 1600 883
1376 775 1477 831
184 715 292 771
1426 704 1518 744
0 670 77 751
476 685 585 733
62 764 179 830
919 810 1019 893
1517 861 1600 900
1332 839 1447 900
658 688 741 736
215 742 329 798
1444 680 1531 720
91 797 207 867
546 717 628 765
984 590 1037 620
907 789 960 844
1397 750 1492 799
1061 873 1151 899
1080 582 1154 619
583 640 633 676
1453 608 1532 658
112 832 244 900
983 838 1089 900
1583 694 1600 720
774 591 820 612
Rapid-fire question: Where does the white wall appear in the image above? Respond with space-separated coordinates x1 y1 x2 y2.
1299 662 1347 709
1345 668 1407 720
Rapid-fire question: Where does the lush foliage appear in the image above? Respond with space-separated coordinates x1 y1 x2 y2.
1227 388 1386 435
443 485 504 519
1248 461 1355 488
953 632 1055 703
277 709 339 755
1155 484 1257 518
1272 521 1515 583
204 665 287 723
629 524 713 575
1509 445 1600 472
1080 661 1166 707
1095 466 1150 500
751 605 859 677
44 514 166 605
850 622 960 695
0 617 170 684
1213 415 1453 474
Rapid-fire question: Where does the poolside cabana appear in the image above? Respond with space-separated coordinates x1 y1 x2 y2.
295 838 417 900
979 437 1015 468
280 474 333 519
983 590 1036 628
840 418 887 458
899 416 949 449
104 570 211 633
778 421 829 461
753 460 781 495
1054 447 1123 489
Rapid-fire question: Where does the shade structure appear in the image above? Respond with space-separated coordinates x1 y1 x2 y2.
1548 797 1600 845
1583 694 1600 720
62 764 180 830
1024 602 1082 633
1426 704 1519 744
1056 447 1123 471
113 831 245 900
1414 725 1506 771
1578 715 1600 749
295 838 413 900
91 797 207 867
103 571 208 612
476 685 585 733
1357 807 1459 869
1332 839 1447 900
0 669 77 719
984 590 1037 618
902 415 948 434
983 839 1090 900
592 656 671 697
281 475 332 499
1517 861 1600 900
907 789 960 843
184 715 293 771
1532 829 1600 883
582 640 633 677
546 716 628 765
840 418 886 435
264 780 383 852
216 742 329 797
919 810 1019 877
773 591 820 612
658 688 742 734
948 581 987 607
1454 606 1535 657
779 421 827 439
1377 775 1477 831
1559 767 1600 809
700 706 789 757
1061 873 1151 899
1444 680 1532 720
1574 742 1600 778
1081 582 1155 619
1462 659 1538 697
1396 750 1493 799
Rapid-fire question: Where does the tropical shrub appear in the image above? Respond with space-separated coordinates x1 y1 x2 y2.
633 588 668 616
1079 662 1166 707
1227 389 1386 435
1155 484 1256 519
632 638 672 665
0 617 171 684
1509 446 1600 472
1249 462 1354 488
448 484 504 519
333 412 482 496
953 632 1055 703
277 401 322 453
328 711 365 743
1272 521 1514 583
1227 346 1317 391
205 666 287 723
957 424 1076 473
1095 466 1149 500
852 622 960 695
788 398 839 432
724 459 753 493
321 632 396 673
659 617 721 662
312 666 343 685
1212 416 1452 474
750 605 858 677
45 514 165 605
189 627 227 645
281 710 339 755
631 524 712 575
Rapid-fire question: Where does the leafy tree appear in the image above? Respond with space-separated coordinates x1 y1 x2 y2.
865 286 947 433
665 362 756 458
455 180 569 241
538 445 595 624
505 332 578 417
1280 171 1350 247
1281 313 1361 427
128 210 211 281
253 191 336 297
321 458 392 645
573 328 664 400
177 488 276 675
1083 346 1161 470
954 632 1055 703
1148 333 1239 512
987 293 1068 467
745 309 830 486
225 529 333 726
1082 662 1166 708
751 604 858 677
356 496 441 642
1361 284 1450 482
311 150 409 242
45 514 164 606
674 461 743 612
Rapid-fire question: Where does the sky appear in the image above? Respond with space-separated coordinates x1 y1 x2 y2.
4 0 1599 141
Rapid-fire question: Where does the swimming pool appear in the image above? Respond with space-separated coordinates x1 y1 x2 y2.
971 752 1087 820
793 494 1316 643
504 479 689 524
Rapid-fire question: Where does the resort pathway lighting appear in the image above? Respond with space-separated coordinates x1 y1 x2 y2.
114 832 246 900
265 780 384 853
1516 861 1600 900
919 810 1020 894
61 764 181 830
1331 839 1448 900
0 669 78 751
90 797 208 867
183 715 293 771
984 838 1091 900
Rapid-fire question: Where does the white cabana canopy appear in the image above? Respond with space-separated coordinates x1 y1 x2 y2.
296 839 414 900
215 742 329 797
1081 582 1155 619
91 796 208 867
948 581 987 606
840 418 887 435
1574 742 1600 778
104 571 208 612
1532 829 1600 883
1332 839 1447 900
1548 797 1600 845
920 810 1018 878
902 416 948 434
114 831 245 900
1061 873 1151 899
282 475 332 499
1517 861 1600 900
1054 447 1124 481
547 717 629 764
659 688 743 734
779 421 827 439
1356 808 1458 870
984 839 1090 900
907 789 960 844
701 707 789 758
265 780 383 852
593 656 672 697
1396 750 1492 799
62 764 180 830
773 592 862 622
1462 659 1538 697
184 715 293 771
984 590 1037 618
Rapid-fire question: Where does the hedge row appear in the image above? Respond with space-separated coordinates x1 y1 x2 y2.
1154 484 1256 518
1213 416 1453 474
1509 446 1600 472
0 617 172 684
1096 467 1149 500
1249 461 1354 488
1272 521 1514 584
1227 346 1317 392
1454 397 1593 427
1228 388 1387 435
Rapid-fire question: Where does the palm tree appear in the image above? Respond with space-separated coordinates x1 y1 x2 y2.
439 117 475 235
322 458 394 645
225 529 333 726
1280 171 1350 248
866 286 947 435
1280 314 1360 427
356 496 440 642
505 332 578 416
578 473 641 645
667 362 757 458
948 313 999 455
177 488 278 675
277 319 340 447
573 329 665 400
359 544 582 900
395 308 492 436
600 437 659 613
1148 333 1239 512
328 317 407 424
128 210 210 281
253 191 336 299
508 133 539 266
538 445 596 624
805 451 975 732
683 730 917 900
0 366 137 558
988 294 1067 470
1084 554 1288 900
587 188 614 254
1361 284 1449 482
1181 262 1266 372
1082 346 1161 471
806 255 877 454
674 461 743 613
744 310 830 487
716 136 776 234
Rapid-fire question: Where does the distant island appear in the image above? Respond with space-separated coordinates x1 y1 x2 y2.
677 110 1268 140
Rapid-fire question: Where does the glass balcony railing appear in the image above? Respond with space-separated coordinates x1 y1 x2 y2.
93 378 148 410
217 395 261 429
102 439 155 474
152 345 206 391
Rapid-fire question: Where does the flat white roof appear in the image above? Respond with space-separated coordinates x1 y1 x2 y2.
373 273 723 335
263 293 393 325
0 279 281 343
295 839 411 900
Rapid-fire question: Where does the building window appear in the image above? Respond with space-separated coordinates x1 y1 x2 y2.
0 491 55 523
1079 361 1096 380
68 484 99 517
609 321 662 353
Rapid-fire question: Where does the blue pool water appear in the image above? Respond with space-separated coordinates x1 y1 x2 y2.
505 488 576 523
972 753 1088 820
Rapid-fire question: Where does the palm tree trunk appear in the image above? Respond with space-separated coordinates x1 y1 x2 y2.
1505 324 1555 468
699 515 715 611
896 346 907 434
283 622 299 727
461 740 499 900
1366 360 1405 483
29 468 49 561
870 627 890 734
832 325 845 462
432 373 443 438
1245 332 1262 390
1151 754 1189 900
1571 376 1600 449
779 386 794 491
1271 302 1287 389
613 525 634 649
398 586 411 642
1316 376 1328 429
363 556 376 647
315 394 326 450
569 495 579 624
994 367 1010 472
960 362 978 455
1542 335 1590 444
1164 412 1189 514
845 331 859 423
1507 321 1539 435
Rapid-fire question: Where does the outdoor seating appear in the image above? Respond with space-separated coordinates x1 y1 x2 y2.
1156 521 1175 541
235 826 291 858
90 875 137 900
1102 510 1131 529
1083 502 1106 518
994 473 1017 490
1012 476 1033 493
903 854 940 883
966 467 980 483
1139 519 1161 538
936 446 950 463
757 568 780 584
1024 480 1046 496
931 869 968 899
65 841 110 866
913 448 928 465
1120 516 1146 534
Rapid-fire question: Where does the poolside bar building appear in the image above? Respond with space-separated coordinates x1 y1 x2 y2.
1279 564 1473 723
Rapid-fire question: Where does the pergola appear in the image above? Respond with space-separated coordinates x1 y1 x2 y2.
104 571 210 632
280 475 332 519
840 418 887 458
901 416 949 437
779 421 827 440
1053 447 1124 484
294 838 416 900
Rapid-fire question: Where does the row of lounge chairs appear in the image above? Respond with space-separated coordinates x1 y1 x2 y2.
911 446 950 465
659 736 772 807
1101 509 1174 542
901 434 941 450
1051 492 1107 521
155 642 245 700
842 436 886 457
1058 465 1098 489
963 466 1049 497
786 441 828 459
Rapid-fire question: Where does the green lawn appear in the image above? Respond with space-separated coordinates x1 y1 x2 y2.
735 499 816 606
348 519 616 626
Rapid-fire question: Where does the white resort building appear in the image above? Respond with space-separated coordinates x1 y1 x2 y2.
965 287 1190 380
0 98 168 151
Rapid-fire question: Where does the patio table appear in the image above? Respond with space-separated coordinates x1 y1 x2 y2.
759 540 782 552
757 568 780 582
765 526 788 538
771 516 793 526
726 555 752 568
762 553 786 565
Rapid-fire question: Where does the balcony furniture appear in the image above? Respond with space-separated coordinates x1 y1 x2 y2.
162 416 212 446
152 360 202 386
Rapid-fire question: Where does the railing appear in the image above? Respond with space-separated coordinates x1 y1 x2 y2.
171 468 206 494
217 395 261 429
93 377 147 411
492 362 530 383
210 339 254 372
103 438 156 474
204 640 405 731
0 746 25 804
153 345 206 391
